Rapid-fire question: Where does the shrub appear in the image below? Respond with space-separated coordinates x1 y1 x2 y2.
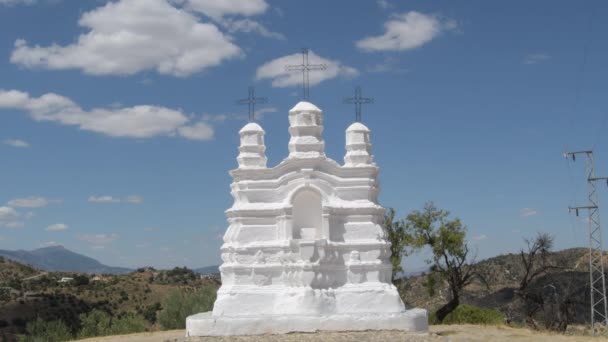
429 304 504 325
19 318 73 342
158 285 216 330
142 302 162 324
78 310 112 338
109 313 147 335
78 309 147 338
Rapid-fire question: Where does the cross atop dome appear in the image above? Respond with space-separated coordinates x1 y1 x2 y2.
285 48 327 101
237 86 267 122
344 86 373 123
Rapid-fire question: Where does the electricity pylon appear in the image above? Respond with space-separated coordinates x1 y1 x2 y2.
565 150 608 335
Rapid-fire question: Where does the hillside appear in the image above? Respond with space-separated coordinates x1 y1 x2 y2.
0 263 219 341
0 246 132 274
399 248 593 324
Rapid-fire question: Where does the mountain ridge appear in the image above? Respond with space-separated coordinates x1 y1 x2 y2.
0 245 132 275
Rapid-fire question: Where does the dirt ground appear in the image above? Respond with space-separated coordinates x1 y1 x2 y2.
74 325 606 342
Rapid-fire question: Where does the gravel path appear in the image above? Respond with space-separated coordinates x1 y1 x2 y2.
76 325 600 342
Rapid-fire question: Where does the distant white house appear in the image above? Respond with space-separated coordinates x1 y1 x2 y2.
58 277 73 283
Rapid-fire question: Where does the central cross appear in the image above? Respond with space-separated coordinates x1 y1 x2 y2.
237 86 267 122
344 86 374 122
286 48 327 100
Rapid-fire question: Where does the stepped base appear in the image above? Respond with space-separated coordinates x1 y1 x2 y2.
186 309 428 336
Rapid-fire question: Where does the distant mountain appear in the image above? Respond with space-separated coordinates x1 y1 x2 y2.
0 245 132 274
194 265 220 275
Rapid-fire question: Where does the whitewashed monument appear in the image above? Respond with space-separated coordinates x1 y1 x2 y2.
186 82 428 335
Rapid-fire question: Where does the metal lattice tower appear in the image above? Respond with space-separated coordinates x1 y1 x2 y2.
566 150 608 335
285 48 327 100
237 86 267 122
343 86 374 122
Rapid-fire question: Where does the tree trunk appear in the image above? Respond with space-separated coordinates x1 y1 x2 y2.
435 295 459 323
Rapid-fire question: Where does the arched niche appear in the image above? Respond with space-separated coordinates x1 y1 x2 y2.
292 188 322 240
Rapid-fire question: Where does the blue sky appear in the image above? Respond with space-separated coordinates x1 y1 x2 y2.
1 0 607 270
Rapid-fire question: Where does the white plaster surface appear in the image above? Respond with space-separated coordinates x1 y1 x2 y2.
187 101 427 336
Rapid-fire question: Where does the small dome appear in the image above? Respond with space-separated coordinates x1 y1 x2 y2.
290 101 321 113
239 122 264 134
346 122 370 132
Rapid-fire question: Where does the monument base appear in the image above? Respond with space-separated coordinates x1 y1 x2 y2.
186 309 428 336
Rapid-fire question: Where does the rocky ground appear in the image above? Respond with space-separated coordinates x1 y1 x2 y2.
76 325 603 342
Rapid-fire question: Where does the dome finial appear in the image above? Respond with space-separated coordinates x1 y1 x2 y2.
343 86 374 122
237 86 267 122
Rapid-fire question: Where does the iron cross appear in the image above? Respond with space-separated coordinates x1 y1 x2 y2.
285 48 327 100
344 86 374 122
237 86 267 122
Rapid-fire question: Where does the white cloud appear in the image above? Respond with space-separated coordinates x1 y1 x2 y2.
178 121 215 140
256 50 359 88
5 221 24 229
523 53 550 65
221 18 284 40
0 207 19 221
40 241 60 247
376 0 391 9
46 223 68 231
254 107 277 120
4 139 29 148
356 12 456 52
0 0 35 6
366 57 408 74
78 233 119 245
10 0 242 77
0 206 23 228
8 196 49 208
472 234 488 241
88 196 120 203
0 89 216 140
184 0 268 19
89 195 144 204
124 195 144 204
520 208 538 218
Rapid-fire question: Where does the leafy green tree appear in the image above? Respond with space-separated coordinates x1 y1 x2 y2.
404 202 477 323
78 310 112 338
158 285 217 330
20 318 73 342
384 208 412 282
142 302 162 324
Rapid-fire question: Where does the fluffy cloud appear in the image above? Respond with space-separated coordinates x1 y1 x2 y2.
256 50 358 88
89 195 144 204
10 0 242 77
356 12 456 52
221 18 284 40
124 195 144 204
78 233 119 245
0 0 35 6
180 0 283 40
177 121 215 140
4 139 29 148
184 0 268 19
0 206 22 228
520 208 538 218
46 223 68 231
88 196 120 203
0 89 216 140
8 196 49 208
523 53 550 65
472 234 488 241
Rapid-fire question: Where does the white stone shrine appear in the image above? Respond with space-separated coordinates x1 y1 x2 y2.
186 101 428 336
